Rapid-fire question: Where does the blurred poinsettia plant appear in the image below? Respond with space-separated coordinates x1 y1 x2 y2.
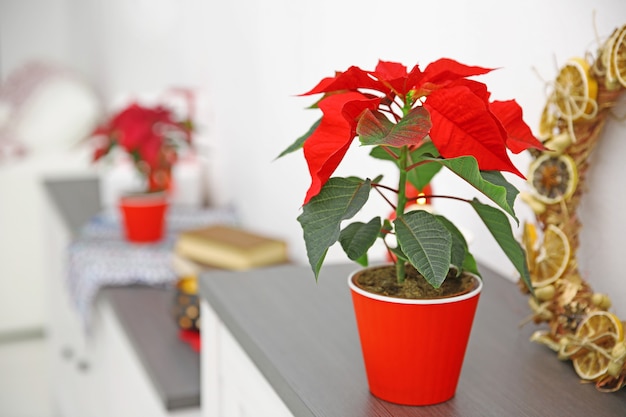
91 102 193 192
279 58 546 289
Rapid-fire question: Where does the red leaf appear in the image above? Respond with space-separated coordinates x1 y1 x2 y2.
92 146 108 162
301 66 387 96
355 110 394 143
342 97 381 121
119 123 153 151
357 107 431 147
139 135 163 169
424 86 523 177
297 59 534 201
302 92 379 204
374 60 408 79
489 100 546 153
422 58 494 85
452 78 491 102
372 61 414 95
410 63 494 98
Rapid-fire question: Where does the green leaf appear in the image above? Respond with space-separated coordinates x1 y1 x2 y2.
406 141 442 190
394 210 452 288
389 245 408 262
470 199 530 290
462 252 480 278
276 118 321 159
434 215 481 278
297 177 371 279
355 110 394 144
357 107 431 147
434 215 469 277
369 145 397 162
380 218 394 235
480 171 519 222
339 217 381 264
369 140 442 191
354 253 369 267
428 156 516 219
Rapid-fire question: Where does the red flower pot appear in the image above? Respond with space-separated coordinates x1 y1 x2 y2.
119 192 169 243
348 265 482 406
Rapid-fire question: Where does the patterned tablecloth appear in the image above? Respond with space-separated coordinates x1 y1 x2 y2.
67 206 238 329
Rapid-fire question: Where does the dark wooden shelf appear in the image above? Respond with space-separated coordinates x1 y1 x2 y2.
199 262 626 417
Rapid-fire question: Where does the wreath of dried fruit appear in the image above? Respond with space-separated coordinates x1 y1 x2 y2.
520 23 626 392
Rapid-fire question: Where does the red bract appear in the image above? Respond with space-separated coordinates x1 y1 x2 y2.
92 146 108 162
419 58 493 87
302 92 380 203
423 85 522 176
489 100 544 153
298 58 545 203
302 66 389 97
91 102 192 192
138 135 163 169
107 104 176 152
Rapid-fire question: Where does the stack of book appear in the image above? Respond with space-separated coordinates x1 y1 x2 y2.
173 224 289 272
171 224 289 334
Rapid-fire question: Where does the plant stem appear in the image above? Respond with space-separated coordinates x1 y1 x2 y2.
372 184 397 211
417 194 472 204
393 96 417 284
380 145 400 160
395 146 409 283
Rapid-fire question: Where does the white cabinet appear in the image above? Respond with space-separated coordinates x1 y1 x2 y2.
43 178 200 417
43 183 105 417
0 162 91 333
95 300 200 417
200 300 294 417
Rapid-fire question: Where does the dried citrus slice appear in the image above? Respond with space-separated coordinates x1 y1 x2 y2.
519 191 546 215
528 153 578 204
543 132 573 155
531 330 561 351
603 27 622 88
531 224 570 288
537 99 558 140
559 335 582 360
612 26 626 88
572 312 624 380
553 57 598 121
522 222 538 273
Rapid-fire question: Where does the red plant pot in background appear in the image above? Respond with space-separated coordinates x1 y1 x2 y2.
348 266 482 406
119 192 169 243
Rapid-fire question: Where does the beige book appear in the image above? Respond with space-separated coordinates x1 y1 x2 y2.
174 225 288 270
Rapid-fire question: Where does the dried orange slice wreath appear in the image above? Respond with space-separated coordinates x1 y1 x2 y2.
562 311 624 380
528 154 578 204
554 57 598 122
521 23 626 393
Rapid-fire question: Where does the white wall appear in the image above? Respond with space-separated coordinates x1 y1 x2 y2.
199 1 626 291
0 0 72 79
2 0 626 317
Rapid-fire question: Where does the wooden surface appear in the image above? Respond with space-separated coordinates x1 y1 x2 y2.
198 262 626 417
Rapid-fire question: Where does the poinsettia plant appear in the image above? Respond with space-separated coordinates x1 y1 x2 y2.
91 102 193 193
279 58 545 289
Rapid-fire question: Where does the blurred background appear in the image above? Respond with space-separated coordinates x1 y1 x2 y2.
1 0 626 414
